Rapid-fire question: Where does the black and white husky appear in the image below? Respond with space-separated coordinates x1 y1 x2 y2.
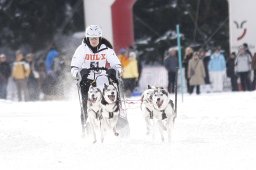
141 86 175 142
86 85 103 143
100 83 120 141
141 85 155 135
151 87 175 142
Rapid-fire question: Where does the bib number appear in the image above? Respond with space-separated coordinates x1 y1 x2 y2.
90 61 99 68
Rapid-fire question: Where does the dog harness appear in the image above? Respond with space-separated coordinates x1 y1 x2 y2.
161 100 174 120
161 111 167 120
146 107 153 119
160 100 174 120
88 108 102 120
109 112 114 119
108 104 119 119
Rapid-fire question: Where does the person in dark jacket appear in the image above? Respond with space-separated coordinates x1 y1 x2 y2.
26 53 40 101
226 52 238 91
251 52 256 90
164 48 178 93
0 54 11 99
199 49 211 93
183 47 194 93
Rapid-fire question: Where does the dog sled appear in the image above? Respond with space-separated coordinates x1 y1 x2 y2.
76 67 130 138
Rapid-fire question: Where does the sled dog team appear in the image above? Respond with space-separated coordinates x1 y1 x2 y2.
86 82 120 143
85 84 176 143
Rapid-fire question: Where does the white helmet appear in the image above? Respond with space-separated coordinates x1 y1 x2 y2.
85 25 102 38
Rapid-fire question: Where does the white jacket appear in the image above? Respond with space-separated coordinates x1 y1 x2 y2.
71 41 121 80
235 53 251 72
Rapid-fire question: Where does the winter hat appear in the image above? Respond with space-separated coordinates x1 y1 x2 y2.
119 48 126 54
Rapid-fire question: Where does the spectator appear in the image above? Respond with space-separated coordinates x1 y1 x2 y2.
42 45 60 99
122 51 139 96
11 50 30 101
243 43 252 58
226 52 238 91
38 61 47 99
26 53 40 101
0 54 11 99
235 46 252 91
164 48 178 93
208 47 226 92
199 49 211 93
183 47 193 93
44 45 60 75
252 53 256 90
118 48 129 68
188 52 205 95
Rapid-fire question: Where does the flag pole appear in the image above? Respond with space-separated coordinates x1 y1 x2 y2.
176 25 184 103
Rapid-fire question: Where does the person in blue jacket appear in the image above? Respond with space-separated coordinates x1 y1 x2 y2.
45 45 60 75
42 44 60 97
208 46 226 92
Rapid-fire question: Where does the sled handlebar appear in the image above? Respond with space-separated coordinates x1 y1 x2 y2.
79 67 108 80
87 67 108 71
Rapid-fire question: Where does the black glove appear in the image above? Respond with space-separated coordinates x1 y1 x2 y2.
76 69 90 82
107 68 119 83
80 69 90 79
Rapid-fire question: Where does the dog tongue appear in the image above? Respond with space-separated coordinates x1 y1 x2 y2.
157 100 163 108
108 95 115 101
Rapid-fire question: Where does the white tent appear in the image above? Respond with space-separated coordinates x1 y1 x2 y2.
229 0 256 53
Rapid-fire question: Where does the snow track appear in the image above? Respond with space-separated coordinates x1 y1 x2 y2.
0 91 256 170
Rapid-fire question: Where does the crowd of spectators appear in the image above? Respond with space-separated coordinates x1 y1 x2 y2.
1 42 255 101
0 45 66 101
163 43 256 95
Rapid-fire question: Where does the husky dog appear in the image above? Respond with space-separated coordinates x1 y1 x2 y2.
87 85 103 143
151 87 175 142
101 83 120 141
141 85 155 135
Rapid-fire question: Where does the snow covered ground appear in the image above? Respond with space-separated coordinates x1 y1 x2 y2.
0 91 256 170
